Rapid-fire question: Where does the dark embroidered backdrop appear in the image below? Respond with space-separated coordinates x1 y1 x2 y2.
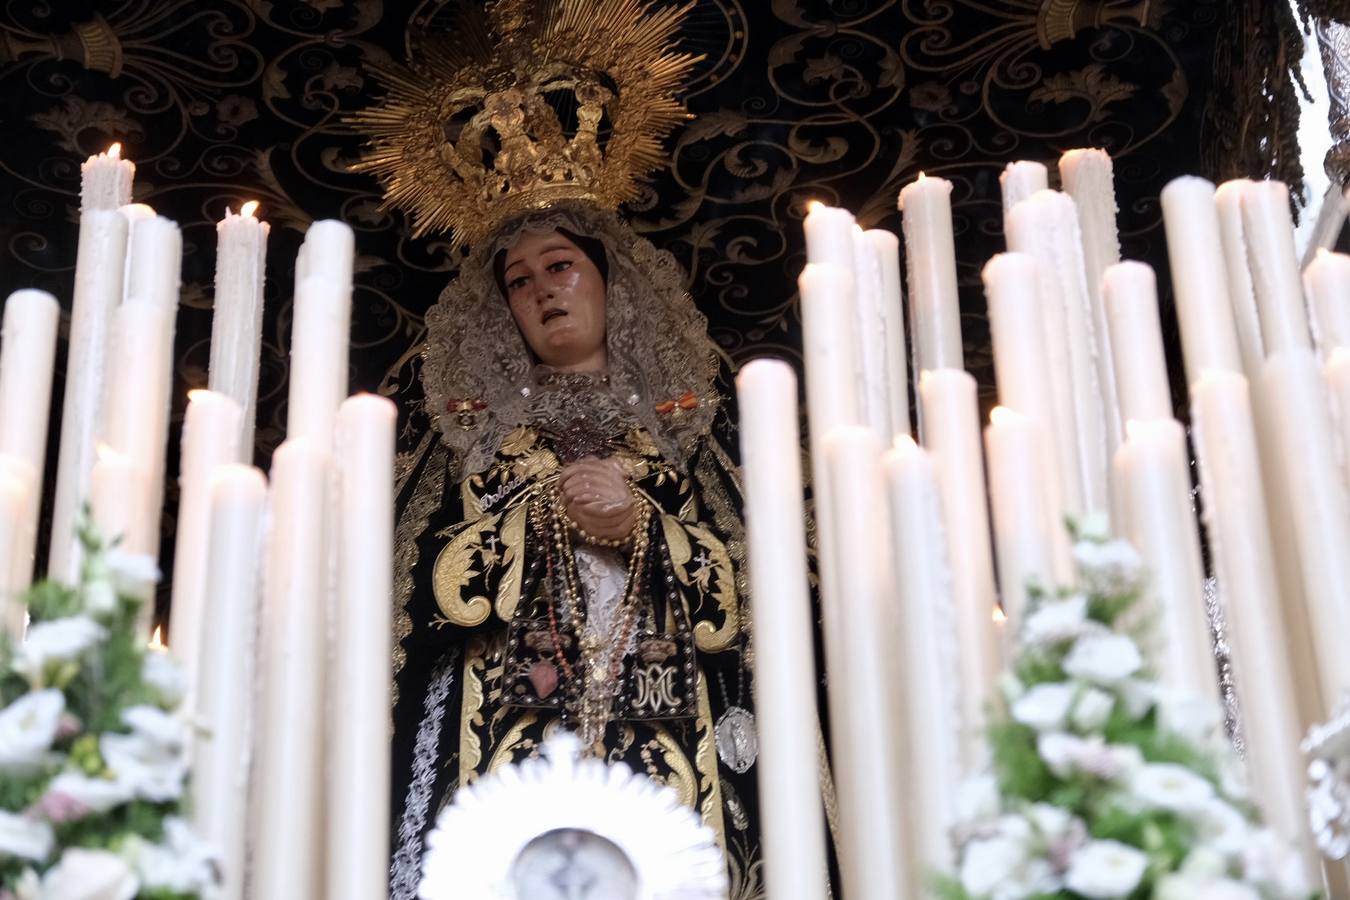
0 0 1259 623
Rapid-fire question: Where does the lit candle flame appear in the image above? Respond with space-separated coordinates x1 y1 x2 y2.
806 200 824 214
917 170 926 181
108 143 122 160
149 626 165 650
992 606 1007 625
241 200 259 218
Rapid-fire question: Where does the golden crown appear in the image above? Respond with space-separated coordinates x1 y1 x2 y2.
349 0 702 247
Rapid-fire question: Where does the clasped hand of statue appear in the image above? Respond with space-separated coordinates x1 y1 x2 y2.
558 456 639 545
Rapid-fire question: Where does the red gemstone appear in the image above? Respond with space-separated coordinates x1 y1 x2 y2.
528 660 559 698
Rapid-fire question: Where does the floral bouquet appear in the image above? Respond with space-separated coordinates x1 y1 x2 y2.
0 527 217 899
942 520 1314 900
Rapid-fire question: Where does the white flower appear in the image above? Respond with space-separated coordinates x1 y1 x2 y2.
0 689 64 773
40 772 133 818
1156 875 1261 900
1038 733 1142 781
105 549 159 600
13 616 106 684
1076 513 1112 543
1071 687 1116 732
1012 683 1075 732
1118 678 1156 719
955 774 1000 826
1155 689 1223 747
1024 803 1074 841
82 578 117 616
1129 762 1215 814
0 810 53 862
1217 755 1251 804
131 817 218 893
1073 538 1144 594
121 705 185 749
1022 595 1092 648
959 816 1061 900
1179 846 1230 880
1064 839 1148 898
32 848 138 900
1194 798 1250 857
1241 828 1312 900
1000 673 1027 705
1062 633 1142 686
141 653 186 710
100 711 187 804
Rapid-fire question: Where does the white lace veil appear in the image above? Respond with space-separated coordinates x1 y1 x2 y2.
421 201 720 476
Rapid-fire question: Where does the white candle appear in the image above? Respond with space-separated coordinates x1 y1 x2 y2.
1189 371 1323 878
287 273 352 448
102 300 175 557
1160 177 1245 381
821 426 910 900
999 161 1048 239
1240 181 1312 354
0 455 34 637
882 436 962 886
868 229 911 437
0 290 59 591
125 215 182 313
253 439 330 900
298 219 355 292
1006 190 1113 512
983 252 1081 534
1214 180 1267 380
48 207 129 582
735 360 828 900
984 408 1056 632
1329 349 1350 489
1257 348 1350 711
1102 262 1173 422
210 202 270 458
1059 149 1121 285
798 262 863 710
328 394 396 900
1060 149 1123 434
918 369 1000 766
89 448 150 557
167 391 242 714
851 226 893 438
191 463 266 900
898 173 965 372
80 143 134 212
1111 419 1216 701
803 202 856 271
1305 250 1350 356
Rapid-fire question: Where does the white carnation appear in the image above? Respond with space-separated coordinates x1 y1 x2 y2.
1021 595 1092 648
1071 687 1116 733
1064 839 1148 898
33 847 138 900
105 549 160 600
1155 689 1223 747
1073 538 1144 594
141 653 186 710
0 689 64 773
0 810 53 862
1038 733 1142 781
959 815 1061 899
1129 762 1215 814
1062 633 1142 686
1012 683 1075 732
1156 875 1261 900
42 772 133 817
955 774 1000 826
13 616 106 684
1194 798 1250 858
131 817 218 893
1118 678 1156 719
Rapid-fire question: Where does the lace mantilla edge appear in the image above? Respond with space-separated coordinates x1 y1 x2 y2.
421 202 720 476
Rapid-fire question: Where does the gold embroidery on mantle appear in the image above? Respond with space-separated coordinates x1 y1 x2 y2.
493 501 528 622
391 434 444 707
459 636 488 785
431 511 502 627
695 674 728 856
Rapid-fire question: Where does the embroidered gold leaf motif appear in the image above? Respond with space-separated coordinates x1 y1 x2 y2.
684 523 738 652
431 513 501 627
494 502 529 621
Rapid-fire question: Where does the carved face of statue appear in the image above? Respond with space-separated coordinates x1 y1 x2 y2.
502 229 608 372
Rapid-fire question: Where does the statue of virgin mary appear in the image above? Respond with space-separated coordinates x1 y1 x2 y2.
348 2 769 896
